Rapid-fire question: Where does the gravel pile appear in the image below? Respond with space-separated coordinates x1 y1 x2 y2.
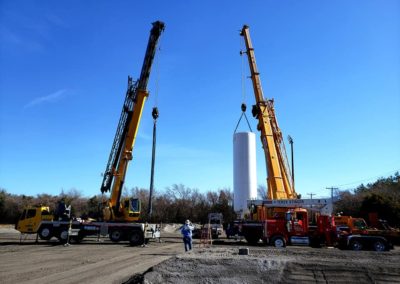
127 247 400 283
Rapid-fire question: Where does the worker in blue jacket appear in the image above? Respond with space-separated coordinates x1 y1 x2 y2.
181 220 194 252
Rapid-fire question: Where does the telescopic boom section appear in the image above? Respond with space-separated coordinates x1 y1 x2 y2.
101 21 165 212
240 25 296 200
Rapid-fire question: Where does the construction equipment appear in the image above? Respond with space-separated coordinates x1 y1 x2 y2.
238 198 393 251
243 198 336 247
235 24 315 246
335 215 400 246
16 21 165 246
100 21 164 222
240 24 296 200
237 25 336 247
202 213 224 239
236 25 393 251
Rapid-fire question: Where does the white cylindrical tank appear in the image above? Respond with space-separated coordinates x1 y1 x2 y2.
233 132 257 218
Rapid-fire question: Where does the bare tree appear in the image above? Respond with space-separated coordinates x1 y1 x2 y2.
257 184 267 199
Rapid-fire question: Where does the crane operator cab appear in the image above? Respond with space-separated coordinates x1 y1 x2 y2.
125 197 141 219
102 197 141 222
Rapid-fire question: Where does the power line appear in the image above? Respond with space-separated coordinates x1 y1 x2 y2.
331 169 399 188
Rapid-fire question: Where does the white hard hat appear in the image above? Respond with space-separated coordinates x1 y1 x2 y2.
185 220 190 224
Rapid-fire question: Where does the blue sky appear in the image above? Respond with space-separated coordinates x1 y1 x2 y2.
1 0 399 199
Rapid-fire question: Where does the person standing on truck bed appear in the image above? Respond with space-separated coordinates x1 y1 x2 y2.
181 220 194 252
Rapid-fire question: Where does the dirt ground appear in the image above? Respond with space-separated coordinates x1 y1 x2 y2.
1 225 400 284
137 246 400 284
0 224 184 284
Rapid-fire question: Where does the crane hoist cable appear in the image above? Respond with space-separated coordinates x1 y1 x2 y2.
234 44 252 134
153 36 162 108
240 37 246 104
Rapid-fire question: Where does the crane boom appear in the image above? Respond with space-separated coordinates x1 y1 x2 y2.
240 25 296 200
101 21 164 221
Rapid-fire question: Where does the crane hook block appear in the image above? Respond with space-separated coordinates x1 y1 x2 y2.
152 107 159 120
241 103 247 113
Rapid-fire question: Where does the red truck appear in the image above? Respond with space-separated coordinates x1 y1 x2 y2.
237 198 336 247
234 198 392 251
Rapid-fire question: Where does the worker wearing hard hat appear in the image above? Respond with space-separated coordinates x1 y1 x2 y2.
181 220 194 252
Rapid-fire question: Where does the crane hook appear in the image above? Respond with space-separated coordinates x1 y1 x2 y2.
152 107 159 120
241 103 247 112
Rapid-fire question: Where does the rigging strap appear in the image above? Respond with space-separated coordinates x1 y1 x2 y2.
234 103 253 133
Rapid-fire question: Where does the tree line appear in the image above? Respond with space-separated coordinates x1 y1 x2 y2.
0 184 236 226
334 172 400 227
1 173 399 227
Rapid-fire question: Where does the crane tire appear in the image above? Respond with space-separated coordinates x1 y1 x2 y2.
109 229 123 242
58 228 69 244
129 231 144 246
38 226 53 241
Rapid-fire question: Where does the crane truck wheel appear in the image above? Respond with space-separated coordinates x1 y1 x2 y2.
57 229 69 244
109 229 123 242
350 240 363 251
373 240 387 252
38 226 53 240
129 231 144 246
271 236 286 248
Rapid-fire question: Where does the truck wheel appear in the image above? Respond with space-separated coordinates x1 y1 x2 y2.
350 240 363 251
271 236 286 248
58 229 69 243
109 229 123 242
38 226 53 241
373 240 386 252
129 231 144 246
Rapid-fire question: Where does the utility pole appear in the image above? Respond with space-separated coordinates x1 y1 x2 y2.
326 187 338 200
287 135 295 191
307 192 315 224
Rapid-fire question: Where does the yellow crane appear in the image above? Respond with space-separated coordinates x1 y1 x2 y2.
240 24 296 200
100 21 165 222
16 22 165 246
